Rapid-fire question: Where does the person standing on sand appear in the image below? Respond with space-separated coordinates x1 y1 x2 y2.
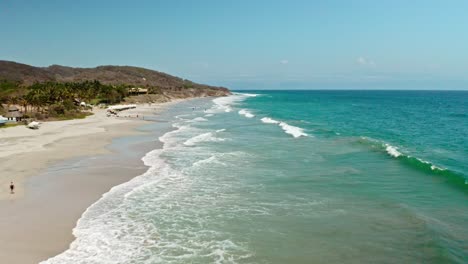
10 181 14 194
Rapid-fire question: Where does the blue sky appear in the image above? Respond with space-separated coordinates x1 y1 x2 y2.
1 0 467 89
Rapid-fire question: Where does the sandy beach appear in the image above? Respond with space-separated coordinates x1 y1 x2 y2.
0 100 182 264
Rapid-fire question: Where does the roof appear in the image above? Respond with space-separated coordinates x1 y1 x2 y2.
8 106 19 111
107 104 137 111
6 111 23 118
128 87 148 93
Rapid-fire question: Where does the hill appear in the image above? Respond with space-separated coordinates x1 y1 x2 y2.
0 60 230 96
0 60 231 120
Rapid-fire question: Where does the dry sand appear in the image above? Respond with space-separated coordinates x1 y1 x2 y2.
0 100 183 264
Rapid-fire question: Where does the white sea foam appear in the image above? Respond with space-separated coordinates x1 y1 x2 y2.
238 93 260 97
188 117 208 122
260 117 280 124
381 142 446 172
191 151 246 167
417 157 445 171
208 94 256 114
211 96 242 113
261 117 307 138
238 109 255 118
385 144 402 158
158 124 191 148
192 155 226 167
183 132 225 146
175 114 191 119
279 122 308 138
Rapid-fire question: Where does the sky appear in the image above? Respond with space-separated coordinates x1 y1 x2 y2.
1 0 468 90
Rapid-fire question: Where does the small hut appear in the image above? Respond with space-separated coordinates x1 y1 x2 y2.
128 87 148 95
6 106 23 122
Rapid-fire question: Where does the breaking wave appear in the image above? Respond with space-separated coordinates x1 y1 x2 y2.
261 117 307 138
357 137 468 192
238 109 255 118
260 117 279 124
210 93 255 114
183 132 226 146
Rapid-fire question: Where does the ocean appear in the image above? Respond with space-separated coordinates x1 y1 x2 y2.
43 90 468 263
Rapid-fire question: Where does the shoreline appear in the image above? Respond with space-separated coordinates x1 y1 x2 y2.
0 99 187 264
0 100 186 200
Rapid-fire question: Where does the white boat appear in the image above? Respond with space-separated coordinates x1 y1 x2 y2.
0 115 7 126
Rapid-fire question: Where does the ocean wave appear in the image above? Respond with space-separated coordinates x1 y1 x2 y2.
190 151 250 172
183 132 226 146
357 137 467 192
238 109 255 118
175 114 191 119
260 117 280 124
279 122 308 138
187 117 208 122
207 93 259 114
384 143 402 158
381 142 445 172
209 94 252 114
210 97 235 113
261 117 308 138
232 92 260 97
192 155 226 167
158 124 191 148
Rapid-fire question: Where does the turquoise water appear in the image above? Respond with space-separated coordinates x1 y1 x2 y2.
44 91 467 263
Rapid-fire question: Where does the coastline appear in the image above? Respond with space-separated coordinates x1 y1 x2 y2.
0 99 186 264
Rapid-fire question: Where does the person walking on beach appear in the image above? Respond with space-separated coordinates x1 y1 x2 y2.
9 181 14 194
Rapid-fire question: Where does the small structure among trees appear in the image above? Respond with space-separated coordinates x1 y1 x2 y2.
6 105 23 121
128 87 148 95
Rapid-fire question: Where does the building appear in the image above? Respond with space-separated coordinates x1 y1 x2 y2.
128 87 149 95
6 106 23 122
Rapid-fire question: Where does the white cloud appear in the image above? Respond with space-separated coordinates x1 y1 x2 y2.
356 56 375 66
280 59 289 65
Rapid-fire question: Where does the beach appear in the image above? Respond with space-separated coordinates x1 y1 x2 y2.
0 101 182 264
